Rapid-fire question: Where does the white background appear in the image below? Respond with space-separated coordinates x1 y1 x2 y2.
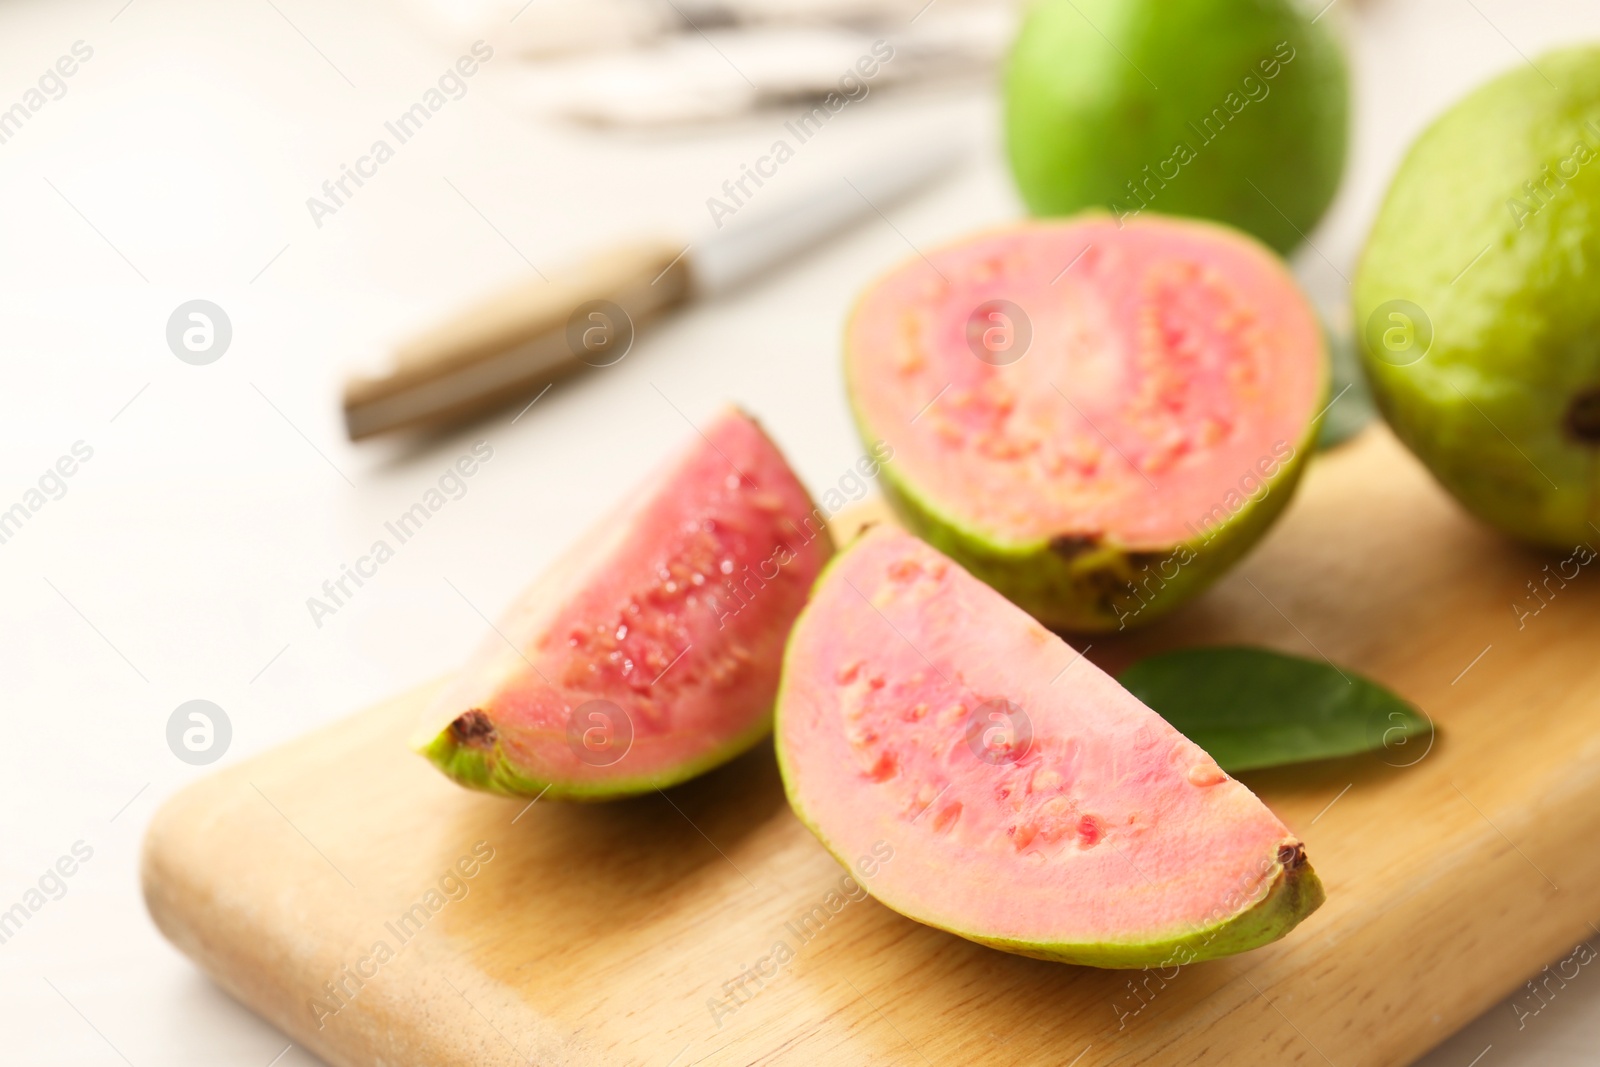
0 0 1595 1063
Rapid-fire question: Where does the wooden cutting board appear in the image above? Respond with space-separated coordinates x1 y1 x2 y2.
142 426 1600 1067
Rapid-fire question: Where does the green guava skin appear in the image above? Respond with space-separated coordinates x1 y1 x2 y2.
1356 48 1600 548
868 419 1319 634
773 549 1327 968
781 755 1325 968
962 858 1324 968
417 714 775 802
1005 0 1349 254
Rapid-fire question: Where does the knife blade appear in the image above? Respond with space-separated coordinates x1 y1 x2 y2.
341 141 962 440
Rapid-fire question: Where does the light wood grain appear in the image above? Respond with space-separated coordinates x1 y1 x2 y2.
142 425 1600 1066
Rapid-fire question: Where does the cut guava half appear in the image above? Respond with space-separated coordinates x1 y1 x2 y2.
775 528 1324 967
416 407 833 800
845 214 1327 631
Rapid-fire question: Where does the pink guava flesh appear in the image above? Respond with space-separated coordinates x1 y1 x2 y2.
417 407 834 799
847 216 1323 547
776 528 1323 966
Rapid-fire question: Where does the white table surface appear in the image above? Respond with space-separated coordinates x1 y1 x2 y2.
2 0 1597 1063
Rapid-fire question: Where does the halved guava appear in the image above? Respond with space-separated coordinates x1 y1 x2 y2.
416 407 833 800
845 214 1327 631
775 528 1324 968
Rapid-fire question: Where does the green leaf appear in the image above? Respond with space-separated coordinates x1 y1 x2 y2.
1316 315 1375 451
1116 646 1431 772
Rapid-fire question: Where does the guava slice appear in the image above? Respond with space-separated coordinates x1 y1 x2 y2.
1356 46 1600 546
845 215 1326 632
416 407 833 800
1005 0 1349 254
776 528 1324 968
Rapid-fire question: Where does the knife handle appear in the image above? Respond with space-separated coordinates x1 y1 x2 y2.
342 239 692 440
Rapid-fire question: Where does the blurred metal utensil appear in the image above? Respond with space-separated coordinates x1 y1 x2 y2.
341 142 962 440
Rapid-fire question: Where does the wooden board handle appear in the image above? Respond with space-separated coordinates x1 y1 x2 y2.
342 239 692 440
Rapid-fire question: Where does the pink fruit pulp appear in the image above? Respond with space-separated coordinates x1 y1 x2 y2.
418 407 834 798
847 215 1324 549
776 527 1321 964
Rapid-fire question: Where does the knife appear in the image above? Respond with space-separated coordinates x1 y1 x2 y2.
341 142 963 440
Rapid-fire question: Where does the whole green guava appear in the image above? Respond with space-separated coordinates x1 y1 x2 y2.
1355 47 1600 547
1004 0 1349 254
